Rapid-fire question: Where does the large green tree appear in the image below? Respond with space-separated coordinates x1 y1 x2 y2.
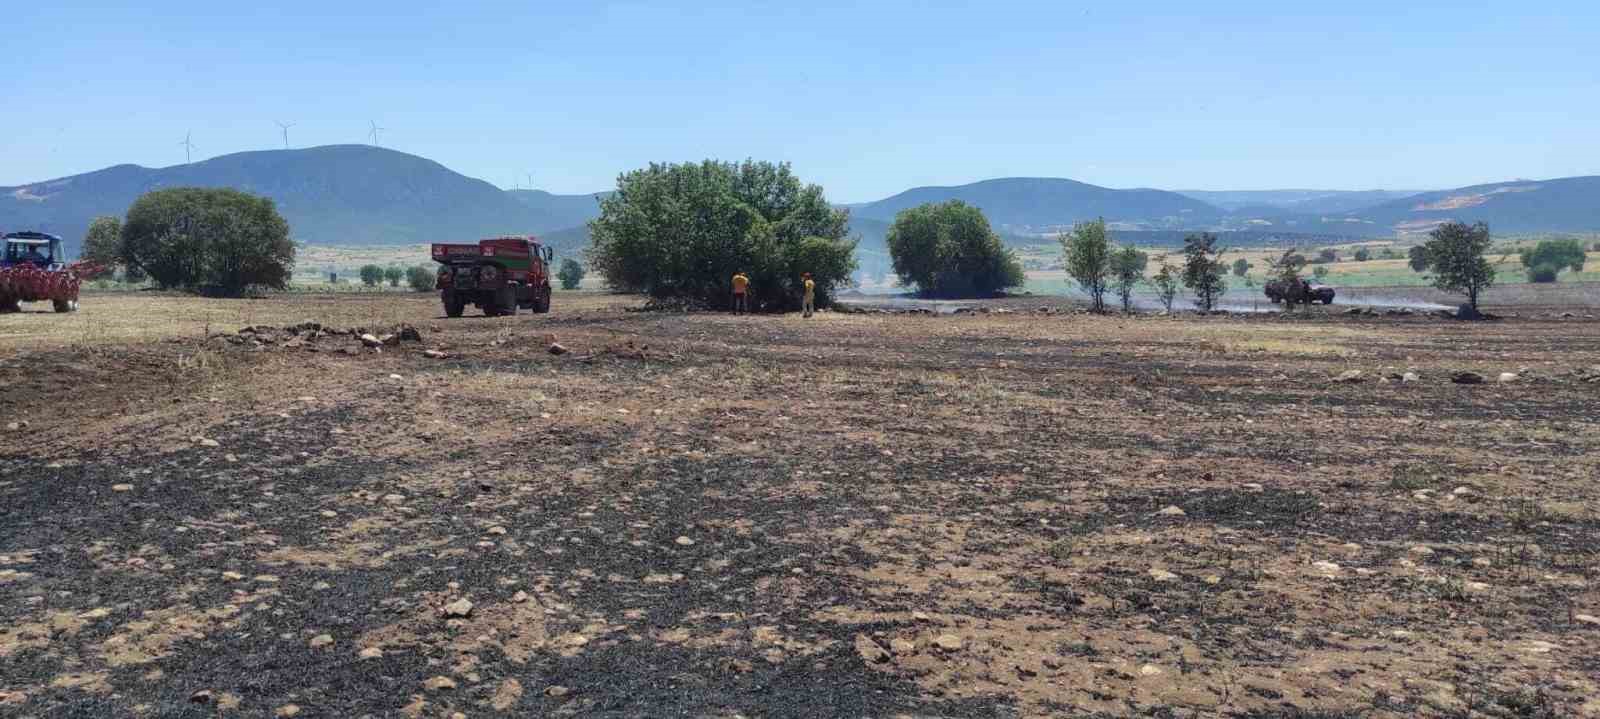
886 200 1024 298
1412 221 1495 311
1060 218 1111 311
557 258 586 290
1108 244 1148 312
121 188 293 294
588 160 855 310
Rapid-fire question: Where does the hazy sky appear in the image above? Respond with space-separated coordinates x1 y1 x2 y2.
5 1 1597 201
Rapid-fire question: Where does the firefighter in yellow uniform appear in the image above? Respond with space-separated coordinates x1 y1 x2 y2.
801 273 816 317
731 272 750 314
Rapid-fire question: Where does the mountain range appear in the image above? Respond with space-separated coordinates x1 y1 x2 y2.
3 146 1596 259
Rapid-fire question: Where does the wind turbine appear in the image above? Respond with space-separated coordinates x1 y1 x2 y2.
367 120 385 147
275 121 295 149
178 131 197 164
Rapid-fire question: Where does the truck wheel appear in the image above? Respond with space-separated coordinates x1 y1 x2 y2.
53 298 78 313
442 290 465 318
532 287 551 313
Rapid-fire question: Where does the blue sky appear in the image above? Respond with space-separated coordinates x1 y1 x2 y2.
4 1 1597 201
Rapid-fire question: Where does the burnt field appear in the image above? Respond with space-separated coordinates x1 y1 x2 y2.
3 291 1599 718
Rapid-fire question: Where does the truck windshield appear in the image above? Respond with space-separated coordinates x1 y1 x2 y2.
4 241 54 265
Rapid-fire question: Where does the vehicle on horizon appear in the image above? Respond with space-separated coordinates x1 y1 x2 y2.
432 236 553 317
1264 278 1336 305
0 231 98 313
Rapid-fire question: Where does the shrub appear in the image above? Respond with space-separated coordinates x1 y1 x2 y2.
406 265 435 292
383 266 403 287
1353 248 1371 262
888 200 1024 298
557 258 586 290
1313 265 1329 280
589 160 856 310
1231 258 1250 277
1181 233 1227 311
359 265 384 287
120 187 294 294
1519 238 1585 282
1527 264 1560 283
1060 218 1111 310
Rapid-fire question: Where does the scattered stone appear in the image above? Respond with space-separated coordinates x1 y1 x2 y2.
544 685 570 698
1312 561 1341 576
548 343 569 355
1464 581 1490 594
4 421 25 431
359 333 384 348
487 526 507 536
397 325 423 342
912 611 932 622
359 647 384 660
1472 557 1492 568
1334 369 1364 383
319 510 338 518
1451 372 1485 385
933 634 963 651
189 690 213 704
78 607 111 619
1409 545 1435 556
422 349 448 359
442 598 474 618
275 705 301 718
221 571 245 581
197 437 221 448
111 484 134 492
1148 568 1180 582
674 536 695 546
1497 372 1518 383
511 590 529 604
309 634 334 649
1139 664 1164 677
1402 372 1421 383
854 634 892 664
1154 505 1186 517
424 676 457 691
890 638 916 654
1575 614 1600 626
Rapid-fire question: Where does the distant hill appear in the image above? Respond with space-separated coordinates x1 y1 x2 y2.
0 146 597 254
1177 189 1423 214
505 189 609 233
1351 176 1600 235
850 178 1222 230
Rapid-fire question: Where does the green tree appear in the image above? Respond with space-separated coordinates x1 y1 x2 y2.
589 160 856 310
1415 221 1495 311
383 266 403 287
1181 233 1227 311
557 258 586 290
359 265 384 287
1315 248 1338 263
79 216 122 279
1313 265 1329 280
1231 257 1250 277
1060 218 1112 311
1150 261 1180 312
887 200 1024 298
1353 247 1371 262
1108 245 1148 312
120 188 293 294
406 265 436 292
1519 238 1586 283
1408 245 1432 272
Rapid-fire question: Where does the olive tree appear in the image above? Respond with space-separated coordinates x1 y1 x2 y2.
589 160 856 310
887 200 1024 298
1108 245 1147 312
1150 261 1180 312
557 258 586 290
1412 221 1495 312
121 187 293 295
383 266 404 287
1519 238 1586 283
406 265 436 292
1061 218 1111 311
1181 233 1227 311
359 265 384 287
